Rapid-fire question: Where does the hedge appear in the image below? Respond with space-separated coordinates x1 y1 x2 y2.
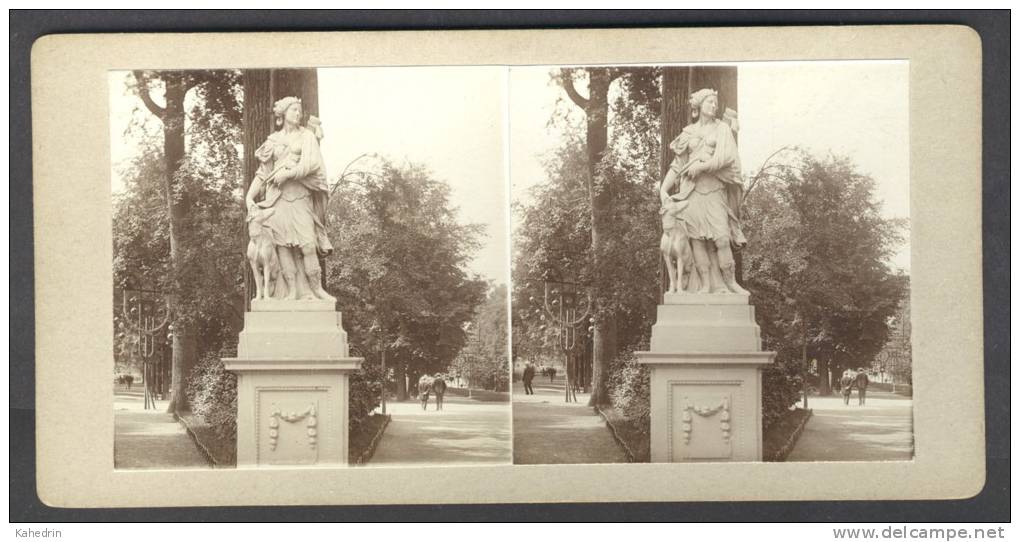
186 351 385 441
606 350 651 431
186 352 238 443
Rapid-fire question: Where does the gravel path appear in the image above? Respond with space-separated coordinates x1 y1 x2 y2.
368 394 511 466
114 393 211 469
786 390 914 462
512 378 628 464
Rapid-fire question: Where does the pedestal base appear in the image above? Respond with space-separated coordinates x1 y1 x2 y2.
224 358 360 467
636 352 772 462
251 298 336 312
638 293 773 463
651 292 760 352
225 302 361 468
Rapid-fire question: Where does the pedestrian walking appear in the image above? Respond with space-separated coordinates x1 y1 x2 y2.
855 368 870 405
522 362 535 395
840 371 854 406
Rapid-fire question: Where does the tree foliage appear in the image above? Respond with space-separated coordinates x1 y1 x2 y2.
113 70 245 374
116 70 489 424
518 66 908 433
186 352 238 444
513 68 662 382
451 284 510 392
544 66 662 405
742 151 909 415
326 160 488 400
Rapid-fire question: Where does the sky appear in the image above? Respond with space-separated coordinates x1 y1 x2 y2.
508 61 911 272
317 67 508 285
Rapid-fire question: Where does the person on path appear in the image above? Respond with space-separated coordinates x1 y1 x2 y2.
522 362 536 395
840 371 855 406
855 368 870 406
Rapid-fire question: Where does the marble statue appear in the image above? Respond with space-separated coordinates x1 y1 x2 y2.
245 96 336 302
246 206 278 301
641 89 773 463
659 198 692 296
659 88 748 295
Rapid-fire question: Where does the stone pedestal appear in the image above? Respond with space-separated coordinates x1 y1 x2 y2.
224 299 362 467
637 293 774 462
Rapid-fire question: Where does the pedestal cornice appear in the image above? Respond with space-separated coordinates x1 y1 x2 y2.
223 357 363 372
636 351 775 366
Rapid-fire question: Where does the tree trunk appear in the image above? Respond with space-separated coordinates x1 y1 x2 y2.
408 367 420 398
801 336 809 409
160 73 198 414
818 357 831 395
271 69 319 118
660 66 741 293
579 340 592 393
242 70 273 311
395 361 407 401
663 66 738 134
168 328 197 412
577 68 617 407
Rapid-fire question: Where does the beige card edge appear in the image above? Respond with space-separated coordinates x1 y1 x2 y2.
31 25 984 507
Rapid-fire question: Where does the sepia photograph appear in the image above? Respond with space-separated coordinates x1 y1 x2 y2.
110 66 511 469
27 24 990 509
510 62 912 464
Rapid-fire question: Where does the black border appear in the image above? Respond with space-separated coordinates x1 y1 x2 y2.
9 10 1009 522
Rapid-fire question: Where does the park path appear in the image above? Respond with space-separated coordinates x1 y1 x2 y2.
512 376 629 464
114 387 211 469
368 394 511 466
786 390 914 462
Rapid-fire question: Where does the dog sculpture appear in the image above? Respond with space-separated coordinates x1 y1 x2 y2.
660 198 693 294
417 374 448 411
246 206 278 301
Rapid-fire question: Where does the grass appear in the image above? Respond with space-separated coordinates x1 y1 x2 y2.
349 413 390 464
177 412 391 467
597 405 650 463
870 382 913 397
762 408 812 462
597 405 811 463
445 387 510 402
177 411 236 467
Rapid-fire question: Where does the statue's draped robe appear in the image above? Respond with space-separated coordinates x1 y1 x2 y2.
253 127 334 257
667 119 746 247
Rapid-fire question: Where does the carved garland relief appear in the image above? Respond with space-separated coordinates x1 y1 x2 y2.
680 396 731 445
666 380 741 461
253 385 331 464
268 404 319 451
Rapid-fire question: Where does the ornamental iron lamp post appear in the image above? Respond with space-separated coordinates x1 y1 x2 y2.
539 280 592 403
119 288 171 410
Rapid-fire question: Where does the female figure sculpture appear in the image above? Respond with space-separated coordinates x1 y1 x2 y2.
245 96 336 302
659 88 748 295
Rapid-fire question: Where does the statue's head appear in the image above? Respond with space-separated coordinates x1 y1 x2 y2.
273 96 303 127
689 88 719 120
